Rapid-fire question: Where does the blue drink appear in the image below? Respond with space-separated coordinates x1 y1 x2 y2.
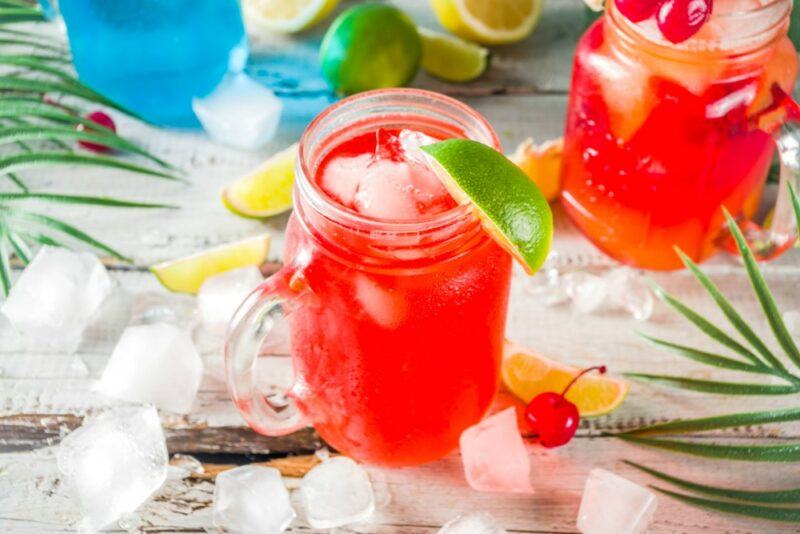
58 0 247 127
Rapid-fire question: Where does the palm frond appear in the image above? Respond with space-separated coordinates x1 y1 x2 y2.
0 192 177 209
637 332 770 374
675 248 788 373
622 407 800 436
652 487 800 522
0 152 181 181
6 230 29 263
724 208 800 370
619 434 800 461
624 373 799 395
624 461 800 504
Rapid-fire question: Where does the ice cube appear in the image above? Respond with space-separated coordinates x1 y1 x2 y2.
300 457 375 529
439 512 507 533
354 157 423 220
213 466 295 533
193 72 283 150
197 266 263 336
354 274 405 329
95 323 203 414
399 129 437 166
129 291 197 330
577 469 657 534
459 407 533 494
524 251 569 306
57 406 168 533
318 153 370 208
563 272 607 314
604 267 654 321
1 246 112 353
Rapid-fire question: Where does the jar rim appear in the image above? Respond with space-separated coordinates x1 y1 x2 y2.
607 0 791 57
296 88 501 235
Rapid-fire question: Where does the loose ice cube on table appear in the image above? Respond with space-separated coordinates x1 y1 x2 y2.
214 466 295 533
95 322 203 414
604 267 654 321
129 291 197 330
439 512 507 533
57 406 168 533
459 407 533 494
197 266 263 336
300 457 375 529
563 272 607 314
577 469 657 534
193 72 283 150
1 246 112 353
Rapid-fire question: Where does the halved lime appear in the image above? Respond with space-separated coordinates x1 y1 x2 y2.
319 4 422 96
151 235 271 294
421 139 552 274
222 143 297 219
419 27 489 83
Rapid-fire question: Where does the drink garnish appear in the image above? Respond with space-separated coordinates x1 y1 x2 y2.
616 0 712 44
421 139 553 274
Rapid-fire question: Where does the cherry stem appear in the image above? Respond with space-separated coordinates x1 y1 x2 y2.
561 365 607 397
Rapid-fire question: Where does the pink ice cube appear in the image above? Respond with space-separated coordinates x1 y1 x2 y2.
318 153 369 208
459 408 534 494
353 158 422 220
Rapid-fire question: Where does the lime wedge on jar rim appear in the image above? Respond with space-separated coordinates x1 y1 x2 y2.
421 139 553 274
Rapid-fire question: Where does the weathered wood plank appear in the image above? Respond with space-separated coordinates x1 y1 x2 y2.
3 437 800 533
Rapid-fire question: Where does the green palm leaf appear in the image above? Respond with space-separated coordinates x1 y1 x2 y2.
4 208 129 261
675 248 788 373
651 283 764 368
625 461 800 503
653 487 800 522
0 227 10 295
0 9 45 25
725 209 800 370
0 77 139 118
622 407 800 436
0 152 181 181
0 124 172 168
0 192 176 209
6 230 29 263
624 373 799 395
618 434 800 461
637 332 768 374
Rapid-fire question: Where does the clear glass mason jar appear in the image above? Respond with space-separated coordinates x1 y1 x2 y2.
562 0 800 269
225 89 513 466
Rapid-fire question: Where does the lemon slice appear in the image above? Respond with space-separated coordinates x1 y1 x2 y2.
502 340 629 417
510 137 564 203
421 139 553 274
222 143 297 219
430 0 544 45
151 235 271 294
242 0 339 34
419 27 489 82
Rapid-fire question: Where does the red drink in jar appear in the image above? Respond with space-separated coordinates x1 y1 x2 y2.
226 89 512 466
562 0 800 269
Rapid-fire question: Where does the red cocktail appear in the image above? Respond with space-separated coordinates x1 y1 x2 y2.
226 89 512 466
562 0 800 270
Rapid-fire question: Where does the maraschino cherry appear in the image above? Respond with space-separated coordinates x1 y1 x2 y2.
615 0 712 44
525 365 607 448
76 110 116 153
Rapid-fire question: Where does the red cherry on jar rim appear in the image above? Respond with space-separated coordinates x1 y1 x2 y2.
76 110 116 153
657 0 712 44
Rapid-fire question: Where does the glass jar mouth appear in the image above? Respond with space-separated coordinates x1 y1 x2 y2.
296 88 502 235
608 0 791 56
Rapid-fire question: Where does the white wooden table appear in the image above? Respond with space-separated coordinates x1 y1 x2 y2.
2 1 800 532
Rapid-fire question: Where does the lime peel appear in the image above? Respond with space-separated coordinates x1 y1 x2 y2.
151 235 271 294
421 139 553 274
222 143 298 219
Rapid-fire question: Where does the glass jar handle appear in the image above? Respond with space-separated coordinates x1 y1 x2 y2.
725 86 800 260
224 265 307 436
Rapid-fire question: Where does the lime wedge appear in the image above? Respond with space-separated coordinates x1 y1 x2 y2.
222 143 297 219
421 139 552 274
419 27 489 82
151 235 271 294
